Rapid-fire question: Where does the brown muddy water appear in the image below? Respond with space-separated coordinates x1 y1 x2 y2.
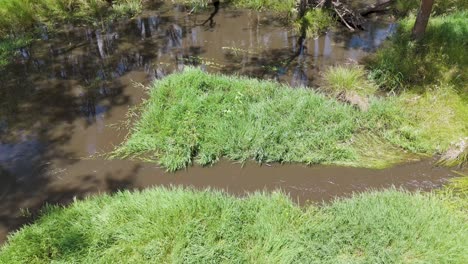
0 2 464 243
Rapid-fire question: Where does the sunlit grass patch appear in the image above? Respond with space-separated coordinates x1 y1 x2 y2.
343 134 416 169
0 187 466 263
397 85 468 154
231 0 295 12
113 68 363 170
438 173 468 214
322 65 377 97
111 67 462 171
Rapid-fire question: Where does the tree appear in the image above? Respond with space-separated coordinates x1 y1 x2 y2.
411 0 435 40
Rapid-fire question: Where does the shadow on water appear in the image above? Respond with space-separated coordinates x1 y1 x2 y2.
0 2 460 244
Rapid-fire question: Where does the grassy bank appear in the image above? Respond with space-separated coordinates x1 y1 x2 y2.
0 0 143 68
0 187 466 263
395 0 468 16
367 11 467 90
113 67 466 171
171 0 296 13
365 11 468 166
0 0 142 33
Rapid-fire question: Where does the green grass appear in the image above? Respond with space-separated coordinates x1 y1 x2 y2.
0 0 142 34
438 173 468 213
293 8 335 38
111 67 467 171
395 0 468 16
0 36 32 68
364 11 468 167
367 11 468 91
397 86 468 154
233 0 296 12
0 187 466 263
322 65 377 96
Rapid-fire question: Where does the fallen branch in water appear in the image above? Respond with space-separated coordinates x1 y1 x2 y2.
301 0 395 31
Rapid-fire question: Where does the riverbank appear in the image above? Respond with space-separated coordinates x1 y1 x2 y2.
0 0 143 68
111 9 467 171
1 185 466 263
171 0 296 12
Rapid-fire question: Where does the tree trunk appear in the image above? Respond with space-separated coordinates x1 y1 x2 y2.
298 0 308 17
411 0 434 40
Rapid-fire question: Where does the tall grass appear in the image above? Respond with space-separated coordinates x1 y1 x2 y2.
0 187 466 263
112 67 464 171
322 65 377 96
365 11 468 167
367 11 468 90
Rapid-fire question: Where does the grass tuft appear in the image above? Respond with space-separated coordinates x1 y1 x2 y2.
0 187 466 263
322 65 377 97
